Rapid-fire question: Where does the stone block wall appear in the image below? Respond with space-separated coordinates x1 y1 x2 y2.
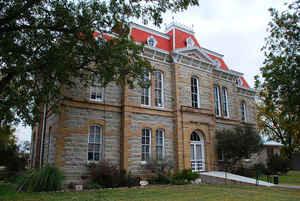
127 113 175 174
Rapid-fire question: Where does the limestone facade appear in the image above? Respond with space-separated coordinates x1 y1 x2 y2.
30 23 257 184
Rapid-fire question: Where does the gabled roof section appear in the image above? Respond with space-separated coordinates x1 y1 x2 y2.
174 47 215 65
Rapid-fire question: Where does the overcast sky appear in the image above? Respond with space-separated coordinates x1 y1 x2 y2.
14 0 289 144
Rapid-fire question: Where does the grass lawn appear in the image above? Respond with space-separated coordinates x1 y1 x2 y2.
258 171 300 185
1 183 300 201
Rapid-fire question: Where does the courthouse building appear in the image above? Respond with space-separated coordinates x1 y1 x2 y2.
30 22 256 183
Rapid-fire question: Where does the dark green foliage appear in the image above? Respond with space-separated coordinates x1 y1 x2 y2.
253 163 268 176
0 125 26 177
89 161 139 188
232 166 257 178
144 159 174 184
255 0 300 159
84 182 101 190
17 164 63 192
232 163 267 178
0 0 198 126
171 169 198 185
267 154 290 174
216 126 263 169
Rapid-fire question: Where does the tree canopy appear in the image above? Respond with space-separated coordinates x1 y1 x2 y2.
216 126 262 169
255 0 300 159
0 0 199 126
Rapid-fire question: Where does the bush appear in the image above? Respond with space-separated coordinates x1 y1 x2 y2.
267 154 290 174
143 159 174 184
89 161 139 188
85 182 101 190
253 163 267 175
171 169 198 185
17 164 63 192
232 166 256 177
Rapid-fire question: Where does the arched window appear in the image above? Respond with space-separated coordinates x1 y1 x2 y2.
154 71 164 107
142 128 151 161
213 85 221 116
191 77 200 108
156 129 165 160
90 75 104 101
190 131 205 172
88 125 102 162
222 87 229 117
141 71 151 106
191 131 201 141
241 101 247 121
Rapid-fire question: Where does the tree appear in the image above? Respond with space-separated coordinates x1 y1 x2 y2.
0 0 199 126
216 126 262 170
255 0 300 159
0 125 26 174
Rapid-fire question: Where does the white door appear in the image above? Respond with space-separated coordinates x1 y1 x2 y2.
190 131 205 172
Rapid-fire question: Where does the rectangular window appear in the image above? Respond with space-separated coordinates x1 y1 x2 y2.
222 87 229 117
218 150 224 161
191 77 200 108
156 129 165 160
214 85 221 116
154 71 164 107
90 75 104 101
241 101 247 121
88 125 102 162
141 72 151 106
142 128 151 161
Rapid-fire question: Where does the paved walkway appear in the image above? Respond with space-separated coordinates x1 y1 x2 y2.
200 171 274 187
274 184 300 189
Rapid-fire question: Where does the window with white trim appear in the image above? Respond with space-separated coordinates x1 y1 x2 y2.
156 129 165 160
213 85 221 116
191 77 200 108
147 36 157 47
90 75 104 101
222 87 229 117
154 71 164 107
142 128 151 161
141 71 151 106
88 125 102 162
241 101 247 121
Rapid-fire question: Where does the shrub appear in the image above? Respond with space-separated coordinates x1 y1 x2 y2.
89 161 139 188
232 166 256 177
143 159 174 184
267 154 290 174
17 164 63 192
85 182 101 190
253 163 267 175
171 169 198 185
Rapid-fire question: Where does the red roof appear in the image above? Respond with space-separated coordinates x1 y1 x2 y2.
172 29 200 49
241 77 250 88
131 28 171 51
94 25 251 88
206 53 229 71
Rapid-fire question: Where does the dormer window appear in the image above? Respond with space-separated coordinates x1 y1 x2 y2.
236 78 242 86
147 36 157 47
215 60 221 68
186 37 195 48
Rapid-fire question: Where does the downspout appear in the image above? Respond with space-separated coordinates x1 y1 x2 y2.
40 104 47 167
